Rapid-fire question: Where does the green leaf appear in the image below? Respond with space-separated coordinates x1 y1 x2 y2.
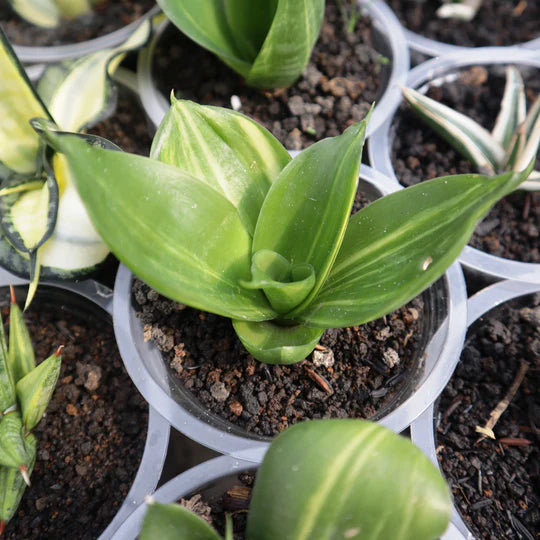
247 419 451 540
35 125 275 322
297 168 531 328
402 86 506 174
0 312 16 414
16 348 61 432
0 412 28 470
155 0 251 76
151 99 291 234
0 28 53 173
513 97 540 175
246 0 325 88
254 119 368 319
8 292 35 382
7 0 60 28
491 66 526 150
232 319 324 365
141 501 222 540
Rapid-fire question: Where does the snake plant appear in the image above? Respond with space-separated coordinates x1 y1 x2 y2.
155 0 325 89
0 287 62 534
402 65 540 191
32 98 532 364
141 419 452 540
0 18 151 308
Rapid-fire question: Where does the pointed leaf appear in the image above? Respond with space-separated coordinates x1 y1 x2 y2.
8 294 35 382
34 124 275 321
297 167 532 328
16 350 61 431
0 313 16 414
232 319 324 365
151 99 290 234
492 66 526 150
246 0 325 89
254 119 368 319
514 97 540 174
248 420 451 540
402 86 505 173
0 28 53 173
141 501 221 540
0 413 28 469
7 0 60 27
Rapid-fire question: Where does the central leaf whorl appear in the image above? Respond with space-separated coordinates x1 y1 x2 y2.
240 249 315 314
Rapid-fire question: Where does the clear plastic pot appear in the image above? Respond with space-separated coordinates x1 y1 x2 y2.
136 0 410 137
0 266 170 540
410 279 540 540
112 164 467 463
368 47 540 283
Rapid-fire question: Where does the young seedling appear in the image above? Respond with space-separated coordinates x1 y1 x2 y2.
154 0 325 89
0 286 62 534
0 18 151 307
140 419 452 540
402 66 540 191
33 99 532 365
7 0 104 29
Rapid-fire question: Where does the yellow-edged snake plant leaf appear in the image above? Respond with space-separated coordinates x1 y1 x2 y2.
7 0 92 28
155 0 324 89
247 420 451 540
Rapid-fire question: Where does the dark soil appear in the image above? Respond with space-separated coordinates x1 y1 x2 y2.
0 0 154 47
153 1 387 149
1 286 148 539
436 294 540 539
391 65 540 263
387 0 540 47
133 277 427 438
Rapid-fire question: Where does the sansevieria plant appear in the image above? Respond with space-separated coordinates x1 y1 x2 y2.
155 0 325 89
141 419 452 540
0 287 62 534
33 98 532 365
0 19 151 307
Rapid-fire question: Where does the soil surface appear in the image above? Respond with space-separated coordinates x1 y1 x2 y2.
0 0 154 47
133 276 428 438
1 286 148 539
387 0 540 47
436 294 540 539
153 0 387 149
391 65 540 263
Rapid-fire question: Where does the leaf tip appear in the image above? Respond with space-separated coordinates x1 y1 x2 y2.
0 519 5 535
9 285 16 306
55 345 64 357
20 465 31 487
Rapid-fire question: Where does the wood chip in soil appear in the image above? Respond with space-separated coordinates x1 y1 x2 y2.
436 294 540 539
152 0 388 150
1 287 148 540
391 65 540 263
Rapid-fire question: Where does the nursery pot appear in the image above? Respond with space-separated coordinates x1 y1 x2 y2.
369 47 540 283
136 0 410 137
0 267 170 540
411 279 540 539
7 5 160 64
113 165 467 463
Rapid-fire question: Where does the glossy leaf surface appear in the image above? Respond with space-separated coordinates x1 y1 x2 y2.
247 420 451 540
0 313 16 413
36 126 275 321
151 99 290 234
298 168 530 328
8 298 35 382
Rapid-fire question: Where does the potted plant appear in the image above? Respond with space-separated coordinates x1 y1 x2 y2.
0 1 159 63
113 419 453 539
411 278 540 539
136 0 410 141
384 0 540 56
369 47 540 283
32 94 533 459
0 266 170 539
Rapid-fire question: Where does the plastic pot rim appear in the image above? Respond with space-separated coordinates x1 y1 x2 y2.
136 0 410 137
0 266 170 540
368 47 540 283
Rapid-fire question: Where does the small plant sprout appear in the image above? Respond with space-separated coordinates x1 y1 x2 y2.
0 18 151 308
7 0 105 29
0 286 63 534
336 0 364 33
140 420 452 540
436 0 483 21
154 0 325 89
33 98 531 365
402 66 540 191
